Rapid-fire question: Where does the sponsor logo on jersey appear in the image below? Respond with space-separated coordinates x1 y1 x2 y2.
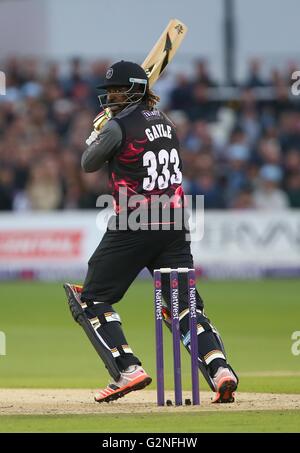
142 110 162 121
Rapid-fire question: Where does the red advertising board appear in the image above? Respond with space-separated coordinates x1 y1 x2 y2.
0 230 83 260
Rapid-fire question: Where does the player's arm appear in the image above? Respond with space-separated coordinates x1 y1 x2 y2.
81 120 123 172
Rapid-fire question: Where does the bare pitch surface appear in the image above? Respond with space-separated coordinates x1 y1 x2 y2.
0 389 300 415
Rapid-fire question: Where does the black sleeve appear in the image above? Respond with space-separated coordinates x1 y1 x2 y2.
81 120 123 172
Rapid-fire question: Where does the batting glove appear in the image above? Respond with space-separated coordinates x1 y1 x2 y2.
93 107 112 132
85 130 100 146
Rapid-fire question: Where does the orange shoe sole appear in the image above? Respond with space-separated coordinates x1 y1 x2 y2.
212 378 237 403
95 374 152 404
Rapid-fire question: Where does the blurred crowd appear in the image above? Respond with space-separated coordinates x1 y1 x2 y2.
0 56 300 211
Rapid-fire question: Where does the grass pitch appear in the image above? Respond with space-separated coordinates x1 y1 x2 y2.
0 410 299 433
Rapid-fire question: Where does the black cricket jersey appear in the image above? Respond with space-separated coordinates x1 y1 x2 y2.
110 102 185 219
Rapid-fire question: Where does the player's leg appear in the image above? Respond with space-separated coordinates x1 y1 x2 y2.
64 228 162 403
64 282 151 403
148 229 238 403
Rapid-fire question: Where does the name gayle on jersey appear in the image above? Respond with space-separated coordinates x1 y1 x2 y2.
145 123 172 141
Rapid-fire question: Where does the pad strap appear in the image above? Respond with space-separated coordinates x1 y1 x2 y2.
111 345 133 358
204 349 226 365
89 312 121 330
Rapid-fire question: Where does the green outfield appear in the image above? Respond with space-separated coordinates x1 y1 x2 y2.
0 279 299 432
1 411 300 433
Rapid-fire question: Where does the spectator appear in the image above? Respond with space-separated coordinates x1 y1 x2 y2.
51 98 74 139
62 57 90 104
274 83 293 117
253 164 289 209
185 120 214 152
186 82 218 122
189 173 225 209
25 157 63 210
284 148 300 175
279 111 300 151
255 138 282 166
245 59 267 88
237 89 261 146
0 165 14 210
88 59 110 113
286 173 300 208
192 59 217 87
169 73 192 111
225 143 251 203
230 183 255 210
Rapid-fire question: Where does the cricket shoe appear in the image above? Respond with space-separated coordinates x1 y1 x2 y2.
212 367 238 403
94 365 152 404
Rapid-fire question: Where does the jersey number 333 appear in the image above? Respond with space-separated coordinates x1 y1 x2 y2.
143 148 183 191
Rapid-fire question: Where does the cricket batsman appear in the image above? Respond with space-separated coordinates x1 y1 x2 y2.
64 60 238 403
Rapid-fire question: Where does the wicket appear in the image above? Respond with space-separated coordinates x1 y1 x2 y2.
154 268 200 406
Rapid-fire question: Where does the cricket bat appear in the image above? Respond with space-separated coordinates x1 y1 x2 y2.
93 19 187 131
142 18 188 88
